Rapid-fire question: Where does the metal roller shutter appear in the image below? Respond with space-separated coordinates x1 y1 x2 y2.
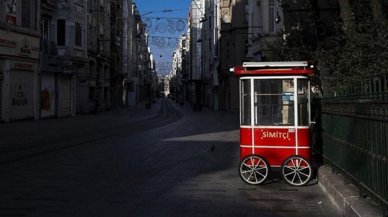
10 70 34 120
59 75 71 116
41 73 56 118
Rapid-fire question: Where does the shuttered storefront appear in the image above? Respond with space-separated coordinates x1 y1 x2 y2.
41 73 56 118
10 70 35 120
59 75 71 116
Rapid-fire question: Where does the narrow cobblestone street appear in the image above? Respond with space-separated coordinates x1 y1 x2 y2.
0 99 341 217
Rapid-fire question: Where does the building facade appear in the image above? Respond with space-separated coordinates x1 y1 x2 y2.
188 0 205 111
246 0 283 61
202 0 221 109
173 34 188 103
127 2 139 107
56 0 88 116
0 0 155 123
40 0 61 119
75 0 111 114
219 0 248 112
0 0 41 122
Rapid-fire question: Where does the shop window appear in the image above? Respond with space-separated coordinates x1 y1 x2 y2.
297 79 309 126
254 79 295 126
240 79 251 126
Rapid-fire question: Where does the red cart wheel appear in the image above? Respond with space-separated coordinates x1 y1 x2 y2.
281 155 313 186
239 154 270 185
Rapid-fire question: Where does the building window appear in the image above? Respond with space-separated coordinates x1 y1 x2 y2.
21 0 30 28
75 22 82 47
99 6 104 25
245 4 249 23
87 0 93 9
244 39 249 55
41 18 49 53
226 42 230 60
269 0 275 33
57 19 66 46
89 87 95 102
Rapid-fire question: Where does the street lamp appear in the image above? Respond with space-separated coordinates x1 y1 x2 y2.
275 0 283 24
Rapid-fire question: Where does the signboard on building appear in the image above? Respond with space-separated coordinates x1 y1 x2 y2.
10 70 35 120
0 38 17 47
19 37 31 56
14 62 34 71
12 80 28 106
5 0 16 25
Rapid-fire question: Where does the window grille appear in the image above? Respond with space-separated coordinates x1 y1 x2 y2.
21 0 30 28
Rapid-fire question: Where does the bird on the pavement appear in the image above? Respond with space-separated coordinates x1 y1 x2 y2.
210 145 215 152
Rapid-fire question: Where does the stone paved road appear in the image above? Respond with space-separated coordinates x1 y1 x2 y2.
0 99 341 217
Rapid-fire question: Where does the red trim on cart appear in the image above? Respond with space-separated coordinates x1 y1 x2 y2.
233 65 314 75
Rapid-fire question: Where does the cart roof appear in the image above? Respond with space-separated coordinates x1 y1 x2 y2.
231 61 315 76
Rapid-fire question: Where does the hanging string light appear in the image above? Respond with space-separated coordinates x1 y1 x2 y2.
144 17 187 34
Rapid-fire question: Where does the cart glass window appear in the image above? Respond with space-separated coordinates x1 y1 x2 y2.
240 79 251 125
254 79 294 126
297 79 309 126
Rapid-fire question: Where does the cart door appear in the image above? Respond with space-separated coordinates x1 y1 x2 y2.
251 77 311 167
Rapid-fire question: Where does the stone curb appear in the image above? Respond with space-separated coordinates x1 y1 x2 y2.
318 164 383 217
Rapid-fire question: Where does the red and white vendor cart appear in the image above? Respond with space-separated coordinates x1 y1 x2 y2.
231 61 315 186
